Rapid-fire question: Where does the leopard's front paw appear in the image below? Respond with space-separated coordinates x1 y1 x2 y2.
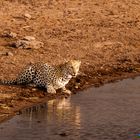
62 87 72 95
47 85 56 94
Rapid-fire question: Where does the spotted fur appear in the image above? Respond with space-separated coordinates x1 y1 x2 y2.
0 60 81 94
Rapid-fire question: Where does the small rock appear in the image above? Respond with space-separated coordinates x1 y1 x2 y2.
75 85 79 89
0 52 7 56
24 40 44 49
22 26 33 32
24 13 32 19
28 97 39 100
16 111 22 115
0 51 14 56
23 36 35 41
9 32 17 38
14 37 44 49
31 88 37 91
59 132 67 137
0 104 10 110
6 52 14 56
2 31 17 38
14 40 28 49
75 82 81 89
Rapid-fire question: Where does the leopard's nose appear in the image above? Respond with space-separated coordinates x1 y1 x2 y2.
72 73 77 77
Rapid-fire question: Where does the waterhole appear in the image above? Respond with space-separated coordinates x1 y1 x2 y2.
1 77 140 140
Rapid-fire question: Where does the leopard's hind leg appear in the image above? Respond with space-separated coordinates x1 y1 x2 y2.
46 84 56 94
15 65 35 85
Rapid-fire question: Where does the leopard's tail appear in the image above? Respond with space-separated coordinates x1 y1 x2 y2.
0 79 17 85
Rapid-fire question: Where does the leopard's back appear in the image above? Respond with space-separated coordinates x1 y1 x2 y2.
32 63 57 87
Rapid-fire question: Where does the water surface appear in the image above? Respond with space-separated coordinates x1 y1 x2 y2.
1 77 140 140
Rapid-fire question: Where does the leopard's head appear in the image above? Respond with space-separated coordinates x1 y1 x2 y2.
66 60 81 77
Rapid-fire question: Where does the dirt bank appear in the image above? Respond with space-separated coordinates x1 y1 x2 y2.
0 0 140 122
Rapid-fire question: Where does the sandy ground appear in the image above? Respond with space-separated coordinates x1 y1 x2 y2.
0 0 140 122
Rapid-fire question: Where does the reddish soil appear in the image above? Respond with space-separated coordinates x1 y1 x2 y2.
0 0 140 122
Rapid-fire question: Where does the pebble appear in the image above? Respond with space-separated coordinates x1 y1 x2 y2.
14 40 28 49
6 52 14 56
22 26 33 32
75 85 79 89
31 88 37 91
24 13 32 19
2 31 17 38
9 32 17 38
23 36 36 41
59 132 68 137
14 37 44 49
0 51 14 56
0 52 6 55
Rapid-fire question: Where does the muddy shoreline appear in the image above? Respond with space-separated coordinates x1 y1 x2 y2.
0 71 140 123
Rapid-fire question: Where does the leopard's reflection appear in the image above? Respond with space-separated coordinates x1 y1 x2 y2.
22 98 81 129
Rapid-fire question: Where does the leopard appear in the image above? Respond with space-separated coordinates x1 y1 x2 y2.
0 60 81 94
